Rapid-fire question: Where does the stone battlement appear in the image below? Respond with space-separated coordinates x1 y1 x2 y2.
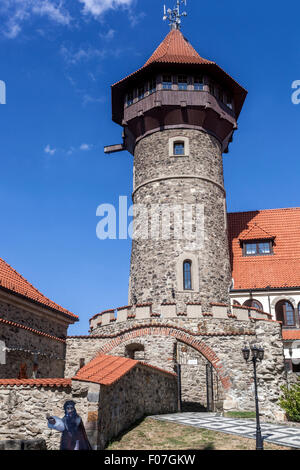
89 302 273 331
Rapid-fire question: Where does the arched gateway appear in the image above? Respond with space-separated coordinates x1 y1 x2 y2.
67 309 285 420
94 325 230 411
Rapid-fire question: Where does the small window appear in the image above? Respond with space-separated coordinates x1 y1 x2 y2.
169 136 189 157
243 241 272 256
174 141 185 156
178 75 188 90
243 299 263 311
245 243 258 256
183 260 192 290
194 76 204 90
292 362 300 373
163 75 172 90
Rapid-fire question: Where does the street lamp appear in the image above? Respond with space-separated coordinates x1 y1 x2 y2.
242 344 265 450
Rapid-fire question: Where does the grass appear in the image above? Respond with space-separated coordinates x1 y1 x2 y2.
106 417 292 451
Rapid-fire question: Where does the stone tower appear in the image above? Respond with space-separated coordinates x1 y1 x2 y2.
107 27 247 315
83 16 286 420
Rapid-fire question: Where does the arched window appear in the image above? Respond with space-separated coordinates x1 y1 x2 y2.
275 300 295 327
243 299 263 310
233 300 241 306
183 260 192 290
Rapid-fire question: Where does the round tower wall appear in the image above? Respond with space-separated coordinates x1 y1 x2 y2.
129 129 231 312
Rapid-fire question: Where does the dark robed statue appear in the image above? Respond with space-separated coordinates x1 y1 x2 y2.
46 400 92 450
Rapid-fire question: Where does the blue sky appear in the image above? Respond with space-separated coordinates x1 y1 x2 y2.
0 0 299 336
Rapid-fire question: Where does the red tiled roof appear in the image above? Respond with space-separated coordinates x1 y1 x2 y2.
282 330 300 341
72 354 176 386
73 355 138 385
112 29 211 88
0 257 78 321
228 208 300 290
144 29 214 66
0 378 71 388
239 223 275 241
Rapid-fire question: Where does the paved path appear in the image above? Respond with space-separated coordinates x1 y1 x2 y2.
150 413 300 449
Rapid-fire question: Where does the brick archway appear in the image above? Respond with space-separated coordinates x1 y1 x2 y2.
96 325 232 390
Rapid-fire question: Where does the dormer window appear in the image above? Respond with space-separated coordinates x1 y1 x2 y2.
178 75 188 90
162 75 172 90
243 240 273 257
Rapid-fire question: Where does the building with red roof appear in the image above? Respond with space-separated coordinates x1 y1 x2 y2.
0 256 78 379
228 208 300 372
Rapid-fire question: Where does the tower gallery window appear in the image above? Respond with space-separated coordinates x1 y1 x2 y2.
178 75 188 90
162 75 172 89
194 76 204 90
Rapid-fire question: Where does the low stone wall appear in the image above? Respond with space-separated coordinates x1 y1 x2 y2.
0 382 75 449
0 439 47 450
0 363 178 450
98 364 178 449
89 303 272 331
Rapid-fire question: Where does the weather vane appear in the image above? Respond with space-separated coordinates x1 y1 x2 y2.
163 0 187 30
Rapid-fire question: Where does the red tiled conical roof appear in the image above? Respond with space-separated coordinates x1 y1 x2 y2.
0 257 78 320
144 29 214 66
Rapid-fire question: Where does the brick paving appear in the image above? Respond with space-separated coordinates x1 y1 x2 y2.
151 412 300 449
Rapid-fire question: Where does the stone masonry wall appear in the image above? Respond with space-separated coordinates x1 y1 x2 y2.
0 384 75 449
0 365 177 450
66 317 286 422
177 342 225 409
0 321 66 379
98 364 178 449
130 129 231 312
0 300 68 338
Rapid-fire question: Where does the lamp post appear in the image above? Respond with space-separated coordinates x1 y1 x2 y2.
242 344 265 450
